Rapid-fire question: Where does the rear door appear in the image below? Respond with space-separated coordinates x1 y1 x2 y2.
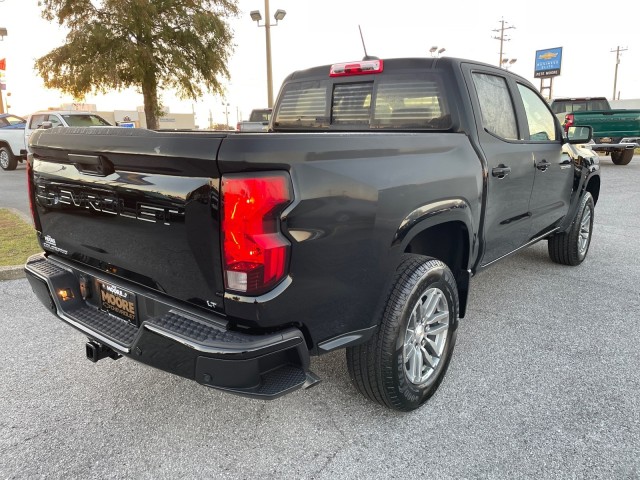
465 68 535 265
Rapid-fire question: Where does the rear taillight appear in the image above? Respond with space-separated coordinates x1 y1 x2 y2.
221 172 292 295
564 113 574 133
26 155 42 232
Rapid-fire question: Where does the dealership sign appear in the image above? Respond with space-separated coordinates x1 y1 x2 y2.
534 47 562 78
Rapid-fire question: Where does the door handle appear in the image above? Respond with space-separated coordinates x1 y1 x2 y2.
492 165 511 178
536 160 551 171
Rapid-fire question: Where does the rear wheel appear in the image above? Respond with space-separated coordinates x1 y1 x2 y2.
0 146 17 171
346 255 458 411
548 192 594 266
611 149 634 165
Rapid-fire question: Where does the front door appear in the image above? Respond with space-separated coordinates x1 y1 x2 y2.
515 83 572 239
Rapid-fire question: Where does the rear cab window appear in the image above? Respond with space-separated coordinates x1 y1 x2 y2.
61 114 111 127
273 60 452 132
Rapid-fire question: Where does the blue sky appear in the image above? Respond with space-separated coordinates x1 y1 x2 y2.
1 0 639 127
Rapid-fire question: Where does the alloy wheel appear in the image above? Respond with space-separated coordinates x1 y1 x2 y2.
403 287 450 385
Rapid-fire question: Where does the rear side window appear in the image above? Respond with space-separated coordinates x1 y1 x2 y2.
472 73 519 140
274 74 451 130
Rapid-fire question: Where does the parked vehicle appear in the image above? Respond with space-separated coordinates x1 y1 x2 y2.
0 111 113 171
550 97 611 118
24 110 112 144
237 108 271 132
25 57 600 411
550 97 639 165
0 114 27 170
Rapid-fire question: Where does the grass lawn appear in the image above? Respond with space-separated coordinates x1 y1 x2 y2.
0 209 42 267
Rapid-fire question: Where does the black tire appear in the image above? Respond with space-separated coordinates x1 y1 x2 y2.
0 145 18 171
548 192 594 266
346 255 459 411
611 149 634 165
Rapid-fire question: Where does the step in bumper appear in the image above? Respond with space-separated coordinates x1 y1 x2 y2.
24 253 313 399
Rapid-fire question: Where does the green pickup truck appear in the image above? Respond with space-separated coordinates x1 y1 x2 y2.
550 97 639 165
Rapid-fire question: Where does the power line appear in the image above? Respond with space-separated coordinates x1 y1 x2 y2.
610 46 628 100
492 18 515 68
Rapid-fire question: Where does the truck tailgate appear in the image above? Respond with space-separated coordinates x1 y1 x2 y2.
574 110 640 139
29 127 227 313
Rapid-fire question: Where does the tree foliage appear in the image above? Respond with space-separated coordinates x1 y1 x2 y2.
36 0 239 129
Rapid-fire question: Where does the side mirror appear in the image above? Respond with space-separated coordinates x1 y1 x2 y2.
566 125 592 144
40 121 53 130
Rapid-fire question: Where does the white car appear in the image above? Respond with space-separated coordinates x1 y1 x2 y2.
0 114 27 170
25 110 112 149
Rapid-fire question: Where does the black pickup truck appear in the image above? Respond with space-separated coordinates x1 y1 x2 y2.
24 57 600 411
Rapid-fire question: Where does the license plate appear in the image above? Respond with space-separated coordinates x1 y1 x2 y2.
98 280 137 325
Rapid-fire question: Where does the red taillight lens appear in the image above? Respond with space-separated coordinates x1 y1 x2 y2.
221 172 292 295
564 113 574 133
26 155 42 232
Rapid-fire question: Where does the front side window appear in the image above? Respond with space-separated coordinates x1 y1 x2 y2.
29 114 47 129
472 73 518 140
48 115 63 127
517 84 557 141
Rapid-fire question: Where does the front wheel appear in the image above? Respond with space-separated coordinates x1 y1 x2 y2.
611 149 634 165
346 255 459 411
0 146 18 171
548 192 594 266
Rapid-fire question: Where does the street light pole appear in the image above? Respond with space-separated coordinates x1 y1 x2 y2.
264 0 273 108
250 2 286 108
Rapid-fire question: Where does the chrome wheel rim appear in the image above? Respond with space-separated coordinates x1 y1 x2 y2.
403 287 449 385
0 150 8 169
578 207 592 256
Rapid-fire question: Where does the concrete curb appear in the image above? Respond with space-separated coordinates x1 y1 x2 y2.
0 265 26 281
6 207 34 226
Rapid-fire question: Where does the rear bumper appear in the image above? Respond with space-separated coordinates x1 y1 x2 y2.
590 141 638 153
24 253 314 399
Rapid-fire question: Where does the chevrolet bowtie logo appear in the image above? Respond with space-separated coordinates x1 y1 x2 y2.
538 52 558 60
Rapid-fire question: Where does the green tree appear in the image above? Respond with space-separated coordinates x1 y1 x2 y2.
35 0 239 129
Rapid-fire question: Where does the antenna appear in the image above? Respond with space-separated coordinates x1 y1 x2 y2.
358 25 378 61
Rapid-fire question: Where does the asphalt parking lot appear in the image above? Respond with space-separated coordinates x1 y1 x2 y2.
1 156 639 478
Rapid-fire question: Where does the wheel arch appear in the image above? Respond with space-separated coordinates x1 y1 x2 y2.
395 203 474 318
586 174 600 206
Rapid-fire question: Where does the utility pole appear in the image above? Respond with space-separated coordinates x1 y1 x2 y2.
492 19 515 67
611 46 627 101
